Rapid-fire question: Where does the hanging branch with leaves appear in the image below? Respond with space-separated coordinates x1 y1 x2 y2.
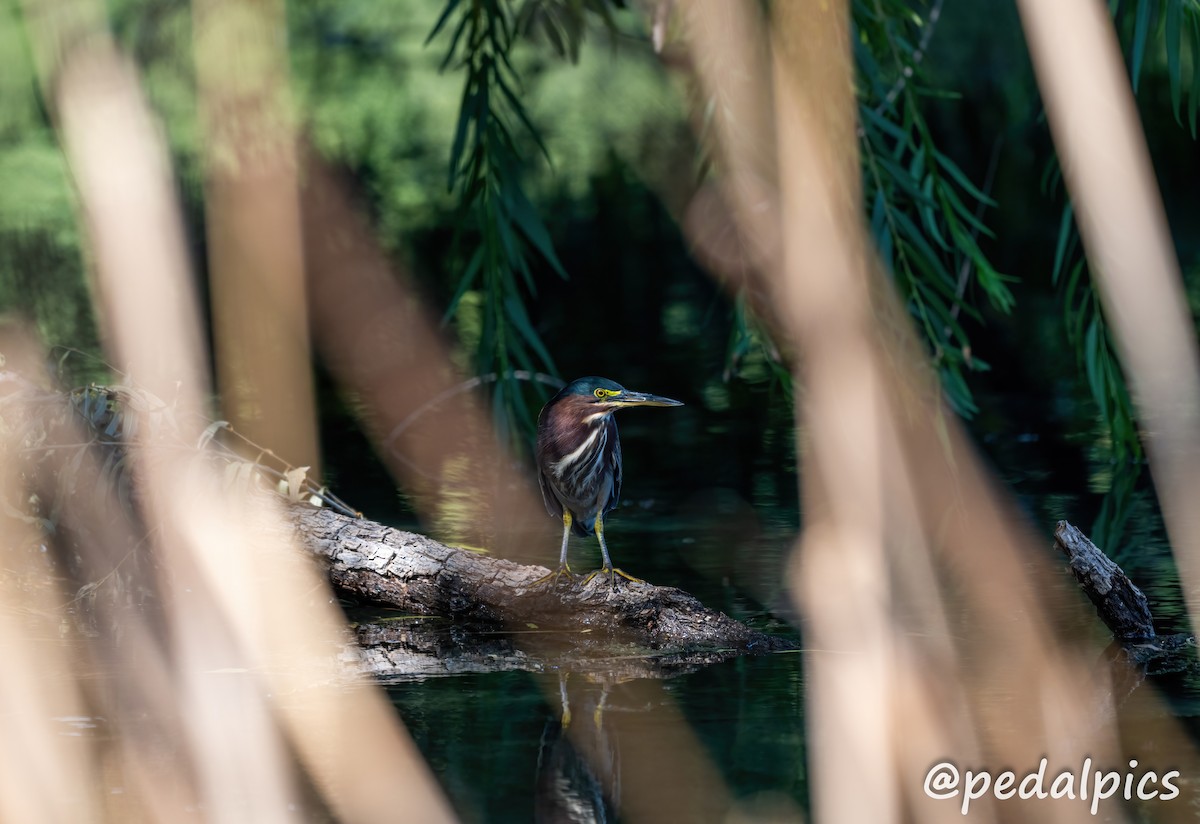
854 0 1014 418
428 0 571 442
718 0 1011 416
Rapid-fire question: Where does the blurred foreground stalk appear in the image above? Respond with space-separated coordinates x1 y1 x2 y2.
1016 0 1200 645
677 0 1200 820
5 0 458 818
194 0 321 476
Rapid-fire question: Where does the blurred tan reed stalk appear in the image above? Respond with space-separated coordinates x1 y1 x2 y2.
1016 0 1200 637
6 0 459 818
677 0 1200 821
194 0 322 477
0 337 104 824
297 155 550 551
59 41 456 824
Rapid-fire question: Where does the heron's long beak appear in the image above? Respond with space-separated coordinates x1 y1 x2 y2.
611 390 684 408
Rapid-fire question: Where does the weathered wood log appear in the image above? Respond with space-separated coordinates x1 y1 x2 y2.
351 617 778 682
291 506 794 653
1053 520 1155 640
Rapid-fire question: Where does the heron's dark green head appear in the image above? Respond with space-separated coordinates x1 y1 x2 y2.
553 376 683 411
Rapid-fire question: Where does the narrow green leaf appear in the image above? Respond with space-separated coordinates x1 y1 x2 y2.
493 32 522 82
541 15 569 58
505 185 568 279
909 145 927 179
443 247 485 322
508 330 536 372
1131 0 1152 92
875 155 937 206
1072 272 1092 351
448 79 476 190
913 280 970 346
870 189 887 238
1084 317 1105 416
877 225 894 266
934 150 997 206
439 10 473 71
891 211 953 284
493 208 520 262
1167 0 1183 121
504 296 555 371
1040 160 1062 197
493 0 514 47
1190 13 1200 137
945 218 1012 312
492 377 509 436
859 104 915 150
940 366 979 418
1064 261 1086 342
920 176 951 251
1052 203 1074 285
898 241 979 321
492 69 552 165
426 0 464 45
938 186 996 239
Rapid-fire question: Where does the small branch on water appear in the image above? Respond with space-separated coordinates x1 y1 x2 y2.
1053 520 1155 641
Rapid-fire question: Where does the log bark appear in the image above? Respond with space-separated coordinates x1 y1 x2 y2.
1053 520 1155 640
1054 520 1197 686
291 506 794 655
351 618 777 682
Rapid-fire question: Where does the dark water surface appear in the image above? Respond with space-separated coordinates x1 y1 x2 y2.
384 650 805 822
347 394 1200 822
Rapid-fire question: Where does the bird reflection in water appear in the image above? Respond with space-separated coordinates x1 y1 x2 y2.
534 673 620 823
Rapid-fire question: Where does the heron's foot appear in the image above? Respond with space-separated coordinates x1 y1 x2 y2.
582 566 645 589
530 564 576 589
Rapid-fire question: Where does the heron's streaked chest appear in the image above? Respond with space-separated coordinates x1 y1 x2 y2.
538 407 617 482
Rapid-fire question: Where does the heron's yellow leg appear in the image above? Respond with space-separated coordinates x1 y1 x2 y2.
530 512 575 587
581 513 644 588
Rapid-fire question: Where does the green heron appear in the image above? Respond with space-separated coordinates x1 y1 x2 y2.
535 376 683 587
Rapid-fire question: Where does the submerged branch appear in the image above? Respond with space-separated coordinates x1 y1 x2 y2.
1053 519 1155 640
1054 520 1196 680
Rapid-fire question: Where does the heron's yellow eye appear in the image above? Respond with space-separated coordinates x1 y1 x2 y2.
594 388 606 398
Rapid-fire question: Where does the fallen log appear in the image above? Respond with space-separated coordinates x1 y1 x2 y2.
290 505 794 654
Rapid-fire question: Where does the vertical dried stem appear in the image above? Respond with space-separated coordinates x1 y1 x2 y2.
1016 0 1200 636
194 0 321 476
